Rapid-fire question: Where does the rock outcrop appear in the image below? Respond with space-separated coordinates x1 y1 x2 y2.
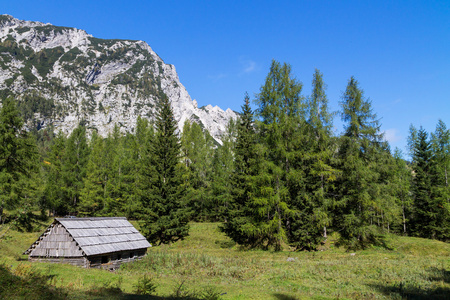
0 14 237 143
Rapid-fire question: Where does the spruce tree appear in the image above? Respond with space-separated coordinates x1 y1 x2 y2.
410 127 433 237
288 69 338 250
139 96 189 245
222 93 263 246
430 120 450 240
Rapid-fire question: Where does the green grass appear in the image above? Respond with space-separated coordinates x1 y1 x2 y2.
1 222 449 299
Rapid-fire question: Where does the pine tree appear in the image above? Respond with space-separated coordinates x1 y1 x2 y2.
0 97 39 225
139 96 189 245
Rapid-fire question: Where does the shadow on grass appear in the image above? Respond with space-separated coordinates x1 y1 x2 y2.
273 293 298 300
369 267 450 300
121 295 201 299
369 284 449 300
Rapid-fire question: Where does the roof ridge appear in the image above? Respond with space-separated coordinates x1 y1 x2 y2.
55 217 127 221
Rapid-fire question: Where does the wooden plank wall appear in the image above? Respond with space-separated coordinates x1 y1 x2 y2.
29 257 88 267
88 249 147 270
30 223 83 258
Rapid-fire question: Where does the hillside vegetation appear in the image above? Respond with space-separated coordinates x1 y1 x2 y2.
1 222 449 299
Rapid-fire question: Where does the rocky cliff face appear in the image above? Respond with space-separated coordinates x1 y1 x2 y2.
0 15 237 143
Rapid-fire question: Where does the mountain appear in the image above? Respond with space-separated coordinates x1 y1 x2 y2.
0 14 237 143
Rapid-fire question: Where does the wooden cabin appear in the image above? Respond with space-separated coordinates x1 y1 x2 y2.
24 217 151 270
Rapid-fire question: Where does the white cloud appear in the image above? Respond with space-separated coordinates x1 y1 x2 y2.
383 128 401 143
239 57 257 75
243 60 256 73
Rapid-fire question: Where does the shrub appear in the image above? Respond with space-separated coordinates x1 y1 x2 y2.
134 274 157 295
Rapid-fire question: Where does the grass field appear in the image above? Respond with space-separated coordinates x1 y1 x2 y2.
0 221 449 299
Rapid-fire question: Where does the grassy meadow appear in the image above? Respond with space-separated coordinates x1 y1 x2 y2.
0 221 449 299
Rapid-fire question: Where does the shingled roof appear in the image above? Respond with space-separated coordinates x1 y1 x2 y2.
25 217 151 257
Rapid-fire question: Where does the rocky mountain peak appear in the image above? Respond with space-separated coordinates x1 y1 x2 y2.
0 15 237 144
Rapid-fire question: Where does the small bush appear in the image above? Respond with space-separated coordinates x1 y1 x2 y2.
201 286 222 300
134 274 157 295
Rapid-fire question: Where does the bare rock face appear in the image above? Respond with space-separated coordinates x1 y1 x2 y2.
0 14 237 143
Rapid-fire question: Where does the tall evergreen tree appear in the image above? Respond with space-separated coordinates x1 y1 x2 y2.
129 116 155 219
222 93 264 246
392 149 413 235
409 124 450 240
181 120 214 221
210 118 236 221
79 131 106 216
42 131 67 216
410 127 433 237
254 60 306 250
62 124 89 214
288 69 338 250
0 97 39 225
335 76 386 249
430 120 450 240
139 96 189 245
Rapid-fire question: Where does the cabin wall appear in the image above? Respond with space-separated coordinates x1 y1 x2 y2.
28 223 83 258
29 256 88 267
88 249 147 270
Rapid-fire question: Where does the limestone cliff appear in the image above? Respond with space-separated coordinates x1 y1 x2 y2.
0 15 237 143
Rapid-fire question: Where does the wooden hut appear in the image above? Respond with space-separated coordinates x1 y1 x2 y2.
24 217 151 269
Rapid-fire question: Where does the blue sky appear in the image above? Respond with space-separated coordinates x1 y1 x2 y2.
4 1 450 155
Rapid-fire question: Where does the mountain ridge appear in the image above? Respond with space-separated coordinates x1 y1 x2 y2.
0 14 237 143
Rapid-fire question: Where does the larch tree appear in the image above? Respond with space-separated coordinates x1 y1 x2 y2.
335 76 386 249
79 130 106 216
0 97 39 226
62 124 90 214
254 60 305 250
180 120 214 221
392 148 412 235
211 118 236 221
42 131 67 216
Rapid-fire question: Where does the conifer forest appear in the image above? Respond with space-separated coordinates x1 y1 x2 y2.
1 60 449 250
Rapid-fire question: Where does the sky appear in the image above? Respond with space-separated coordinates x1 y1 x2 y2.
3 0 450 155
